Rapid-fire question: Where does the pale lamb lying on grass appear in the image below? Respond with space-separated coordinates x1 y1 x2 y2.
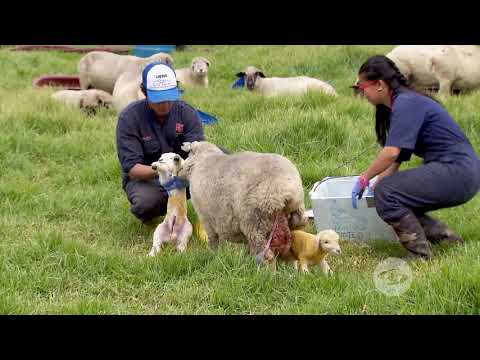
51 89 113 113
386 45 480 95
177 141 308 267
78 51 174 94
235 66 337 97
175 57 210 88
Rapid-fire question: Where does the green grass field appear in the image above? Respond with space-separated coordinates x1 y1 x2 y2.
1 45 479 314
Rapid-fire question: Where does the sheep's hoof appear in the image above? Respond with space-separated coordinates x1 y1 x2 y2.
148 248 160 257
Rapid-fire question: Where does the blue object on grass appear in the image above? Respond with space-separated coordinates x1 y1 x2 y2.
133 45 176 57
177 88 217 125
232 77 245 89
197 110 218 125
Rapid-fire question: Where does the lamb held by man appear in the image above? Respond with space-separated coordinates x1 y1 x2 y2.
148 153 192 256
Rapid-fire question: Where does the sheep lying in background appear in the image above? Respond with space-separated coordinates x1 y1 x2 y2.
78 51 174 94
51 89 113 113
177 141 307 267
235 66 337 97
280 230 341 275
112 70 145 114
386 45 480 95
175 57 210 88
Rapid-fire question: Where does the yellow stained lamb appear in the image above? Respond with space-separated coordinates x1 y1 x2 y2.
281 229 341 275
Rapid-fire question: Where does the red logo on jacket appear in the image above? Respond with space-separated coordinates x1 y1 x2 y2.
175 123 184 134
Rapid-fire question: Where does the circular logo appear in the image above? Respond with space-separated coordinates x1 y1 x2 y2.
373 257 412 296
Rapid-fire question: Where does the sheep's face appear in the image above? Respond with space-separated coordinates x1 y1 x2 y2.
95 91 113 108
317 230 341 255
191 58 210 77
236 67 266 91
149 53 174 66
151 153 184 185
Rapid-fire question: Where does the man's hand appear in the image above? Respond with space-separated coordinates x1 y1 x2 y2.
128 164 158 181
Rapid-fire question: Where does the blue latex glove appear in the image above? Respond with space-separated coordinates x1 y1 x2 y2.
351 176 369 209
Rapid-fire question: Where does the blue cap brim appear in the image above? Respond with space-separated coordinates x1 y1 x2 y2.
147 87 181 103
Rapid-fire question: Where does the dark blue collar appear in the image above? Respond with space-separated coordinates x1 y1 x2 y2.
163 176 189 193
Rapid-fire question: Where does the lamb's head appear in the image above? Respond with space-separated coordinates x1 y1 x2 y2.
147 52 174 67
316 230 341 255
236 66 266 91
93 90 113 108
191 57 210 77
151 153 185 185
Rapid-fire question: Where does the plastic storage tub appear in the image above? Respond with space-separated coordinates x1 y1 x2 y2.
309 176 397 242
133 45 176 57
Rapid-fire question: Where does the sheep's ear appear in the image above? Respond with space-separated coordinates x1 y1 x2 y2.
257 71 266 78
205 58 211 67
236 72 245 78
181 142 193 152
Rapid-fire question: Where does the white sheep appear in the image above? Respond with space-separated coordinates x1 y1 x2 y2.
386 45 480 95
78 51 174 94
235 66 337 97
177 141 308 266
175 57 210 88
51 89 113 113
111 70 145 114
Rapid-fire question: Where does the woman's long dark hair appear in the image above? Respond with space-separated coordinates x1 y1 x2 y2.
358 55 437 146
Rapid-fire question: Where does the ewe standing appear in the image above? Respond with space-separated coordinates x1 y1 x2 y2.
178 141 307 266
386 45 480 95
78 51 174 94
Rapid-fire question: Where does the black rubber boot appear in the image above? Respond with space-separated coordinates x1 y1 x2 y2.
416 214 464 245
388 212 433 259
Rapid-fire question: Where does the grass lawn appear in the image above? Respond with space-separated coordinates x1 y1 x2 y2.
0 45 479 314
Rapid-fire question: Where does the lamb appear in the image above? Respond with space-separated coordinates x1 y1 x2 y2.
279 229 341 275
235 66 337 97
51 89 113 113
111 70 145 114
386 45 480 95
78 51 174 94
177 141 308 266
149 153 192 256
175 57 210 88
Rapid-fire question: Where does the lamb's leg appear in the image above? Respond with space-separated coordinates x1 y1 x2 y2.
201 221 219 251
293 260 299 271
437 78 453 96
175 219 193 253
319 259 332 276
149 222 169 257
298 257 310 273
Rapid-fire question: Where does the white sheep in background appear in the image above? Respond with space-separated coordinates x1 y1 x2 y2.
112 70 145 114
175 57 210 88
51 89 113 113
235 66 337 97
386 45 480 95
78 51 174 94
